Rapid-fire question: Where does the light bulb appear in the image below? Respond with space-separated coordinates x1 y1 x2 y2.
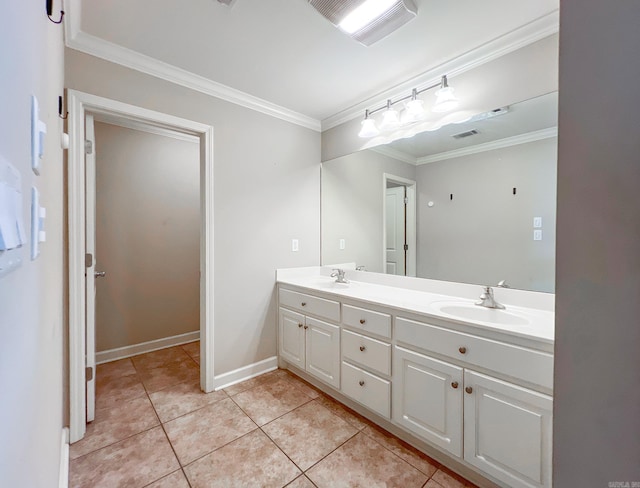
379 107 400 130
432 86 459 113
403 98 426 123
358 117 380 138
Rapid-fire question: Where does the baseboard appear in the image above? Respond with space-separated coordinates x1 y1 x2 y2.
59 428 69 488
214 356 278 391
96 331 200 364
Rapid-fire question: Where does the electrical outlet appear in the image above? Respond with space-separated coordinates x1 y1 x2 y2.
533 229 542 241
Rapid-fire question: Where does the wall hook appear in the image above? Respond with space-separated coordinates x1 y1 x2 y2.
46 0 65 24
58 96 68 120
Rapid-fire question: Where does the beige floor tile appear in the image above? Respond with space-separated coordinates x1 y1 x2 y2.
306 432 428 488
425 480 444 488
181 340 200 359
314 394 370 431
263 401 357 470
232 376 313 425
95 371 147 411
431 468 474 488
144 469 190 487
285 475 316 488
282 371 322 399
223 369 281 396
362 425 439 477
184 429 301 488
96 358 136 383
132 346 193 371
69 427 179 488
164 397 257 465
138 358 199 393
70 395 159 459
149 380 227 423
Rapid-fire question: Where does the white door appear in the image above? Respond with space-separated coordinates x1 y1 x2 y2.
385 186 406 275
305 317 340 389
84 114 97 423
464 370 553 488
279 308 305 369
393 346 463 457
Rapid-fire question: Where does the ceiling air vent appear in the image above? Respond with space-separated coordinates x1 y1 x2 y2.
309 0 417 46
452 129 479 140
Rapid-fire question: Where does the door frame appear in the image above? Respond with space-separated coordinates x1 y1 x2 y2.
382 173 417 277
67 90 215 443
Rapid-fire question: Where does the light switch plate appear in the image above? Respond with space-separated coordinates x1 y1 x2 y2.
339 238 345 250
291 239 299 252
533 217 542 228
31 95 47 175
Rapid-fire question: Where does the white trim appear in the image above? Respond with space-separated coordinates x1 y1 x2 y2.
95 331 201 364
213 356 279 391
417 127 558 165
93 113 200 143
321 10 560 131
370 145 417 165
382 173 417 277
67 90 215 443
65 29 321 132
59 428 69 488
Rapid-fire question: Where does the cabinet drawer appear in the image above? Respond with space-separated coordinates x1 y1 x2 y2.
342 304 391 339
396 317 553 390
342 329 391 376
279 288 340 322
341 362 390 418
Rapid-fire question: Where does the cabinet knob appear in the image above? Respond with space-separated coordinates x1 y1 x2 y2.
359 380 365 386
304 325 308 330
465 386 473 394
458 346 467 354
359 319 366 325
301 302 307 307
451 381 459 389
298 323 303 328
359 345 366 352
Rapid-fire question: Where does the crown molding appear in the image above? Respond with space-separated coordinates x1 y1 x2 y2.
92 113 200 143
370 145 417 165
321 9 560 131
416 127 558 165
64 3 321 132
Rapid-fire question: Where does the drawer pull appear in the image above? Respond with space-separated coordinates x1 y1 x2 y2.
298 323 303 328
359 345 366 352
301 302 307 307
304 325 309 330
359 319 366 324
465 386 473 394
459 346 467 354
451 381 459 389
359 380 365 386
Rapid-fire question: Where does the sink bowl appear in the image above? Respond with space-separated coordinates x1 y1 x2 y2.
298 277 354 290
432 302 531 326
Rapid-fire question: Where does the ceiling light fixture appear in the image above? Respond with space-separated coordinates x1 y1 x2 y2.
358 75 460 138
309 0 417 46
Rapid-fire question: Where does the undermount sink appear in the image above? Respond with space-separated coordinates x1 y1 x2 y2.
431 301 531 326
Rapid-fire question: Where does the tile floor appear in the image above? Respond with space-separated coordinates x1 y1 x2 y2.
70 342 479 488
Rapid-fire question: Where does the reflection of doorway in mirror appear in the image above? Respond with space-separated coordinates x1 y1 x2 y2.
383 174 416 277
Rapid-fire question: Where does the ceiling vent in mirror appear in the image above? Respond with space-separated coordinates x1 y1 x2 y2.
452 129 479 140
309 0 417 46
216 0 237 6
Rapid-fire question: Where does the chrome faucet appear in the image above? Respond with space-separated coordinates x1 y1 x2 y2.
330 268 348 283
475 286 505 309
355 265 366 271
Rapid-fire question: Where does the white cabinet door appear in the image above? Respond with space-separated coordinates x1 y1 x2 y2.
393 346 463 457
305 317 340 389
464 370 553 488
279 308 305 369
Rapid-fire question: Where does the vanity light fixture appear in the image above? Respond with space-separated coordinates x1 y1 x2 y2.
358 75 460 138
309 0 417 46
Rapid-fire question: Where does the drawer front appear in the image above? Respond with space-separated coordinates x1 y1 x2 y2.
341 362 390 418
342 329 391 376
342 304 391 339
279 288 340 322
396 317 553 390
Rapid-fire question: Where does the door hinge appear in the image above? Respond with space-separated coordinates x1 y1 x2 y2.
85 366 94 382
85 253 93 268
404 197 408 204
404 244 409 251
85 140 93 154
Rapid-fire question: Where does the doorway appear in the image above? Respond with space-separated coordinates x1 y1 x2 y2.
67 90 214 443
383 173 416 277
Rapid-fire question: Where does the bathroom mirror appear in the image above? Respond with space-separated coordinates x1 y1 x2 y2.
321 91 558 292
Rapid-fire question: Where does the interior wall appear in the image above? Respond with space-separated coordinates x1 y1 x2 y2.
415 138 557 292
322 150 416 272
94 122 200 352
554 0 640 483
0 3 65 487
65 49 321 375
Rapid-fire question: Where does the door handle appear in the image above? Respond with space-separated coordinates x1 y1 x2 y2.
94 271 106 278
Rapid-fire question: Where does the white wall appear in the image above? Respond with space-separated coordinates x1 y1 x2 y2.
94 122 200 352
554 0 640 483
65 50 321 375
0 3 65 487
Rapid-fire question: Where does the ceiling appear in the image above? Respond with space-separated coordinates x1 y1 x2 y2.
76 0 559 124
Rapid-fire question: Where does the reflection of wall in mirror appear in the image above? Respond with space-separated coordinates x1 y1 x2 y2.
416 137 557 292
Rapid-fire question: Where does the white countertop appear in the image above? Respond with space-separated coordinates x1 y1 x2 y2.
277 271 554 345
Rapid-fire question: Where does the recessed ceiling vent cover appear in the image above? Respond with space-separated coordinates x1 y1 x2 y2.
452 129 479 140
309 0 417 46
